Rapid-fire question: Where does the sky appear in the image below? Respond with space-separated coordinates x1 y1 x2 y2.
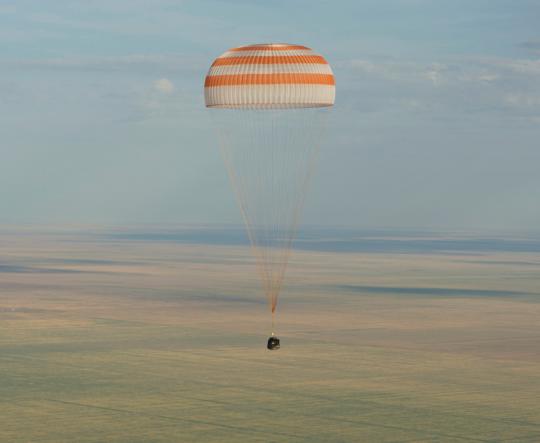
1 0 539 231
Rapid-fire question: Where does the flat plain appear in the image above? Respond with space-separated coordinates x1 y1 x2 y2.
1 226 539 442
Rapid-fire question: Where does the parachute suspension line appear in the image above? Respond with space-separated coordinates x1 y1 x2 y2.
211 108 329 330
215 116 274 312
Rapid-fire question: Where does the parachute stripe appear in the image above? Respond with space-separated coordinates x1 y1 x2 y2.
228 44 309 51
208 64 333 75
205 74 335 87
212 55 327 66
218 49 316 58
205 84 335 108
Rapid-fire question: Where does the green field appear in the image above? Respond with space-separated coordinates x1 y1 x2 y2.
1 227 540 442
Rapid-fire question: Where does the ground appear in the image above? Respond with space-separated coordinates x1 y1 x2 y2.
1 226 539 442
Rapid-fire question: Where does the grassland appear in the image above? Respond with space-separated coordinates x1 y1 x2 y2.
1 226 539 442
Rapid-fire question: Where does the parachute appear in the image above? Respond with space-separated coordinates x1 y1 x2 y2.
204 43 335 337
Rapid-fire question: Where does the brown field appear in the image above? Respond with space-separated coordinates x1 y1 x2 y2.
1 226 539 442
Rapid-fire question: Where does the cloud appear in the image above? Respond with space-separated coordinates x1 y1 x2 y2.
480 57 540 76
339 58 502 86
340 59 449 84
504 93 540 107
0 54 207 74
154 78 175 94
518 39 540 54
336 56 540 118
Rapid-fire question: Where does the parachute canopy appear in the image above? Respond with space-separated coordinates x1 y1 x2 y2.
204 43 335 109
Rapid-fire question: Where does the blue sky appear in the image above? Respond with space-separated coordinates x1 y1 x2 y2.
1 0 539 231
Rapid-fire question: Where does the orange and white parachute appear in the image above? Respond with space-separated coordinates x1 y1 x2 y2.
205 44 335 333
204 43 335 108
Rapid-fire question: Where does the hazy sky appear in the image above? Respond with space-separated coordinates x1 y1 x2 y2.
1 0 539 231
